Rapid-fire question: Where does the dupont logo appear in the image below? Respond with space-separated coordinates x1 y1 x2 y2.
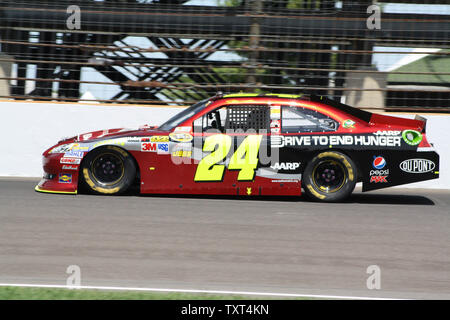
400 159 435 174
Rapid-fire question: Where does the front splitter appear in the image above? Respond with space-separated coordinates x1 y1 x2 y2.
35 185 77 195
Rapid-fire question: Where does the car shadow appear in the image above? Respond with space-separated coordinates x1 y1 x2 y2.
348 193 435 206
135 191 434 206
99 185 435 205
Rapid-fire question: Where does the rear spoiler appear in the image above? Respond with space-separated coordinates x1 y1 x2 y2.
310 95 372 123
414 115 427 133
310 95 427 133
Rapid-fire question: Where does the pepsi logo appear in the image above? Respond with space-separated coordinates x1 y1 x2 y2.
372 156 386 170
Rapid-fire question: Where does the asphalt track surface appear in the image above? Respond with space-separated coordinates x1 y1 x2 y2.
0 177 449 299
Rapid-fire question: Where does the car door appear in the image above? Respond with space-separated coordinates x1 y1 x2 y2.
190 103 271 195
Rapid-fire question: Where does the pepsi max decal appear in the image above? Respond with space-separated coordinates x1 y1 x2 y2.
372 156 386 170
370 156 388 183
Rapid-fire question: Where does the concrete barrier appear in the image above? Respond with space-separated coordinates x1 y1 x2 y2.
0 101 183 177
0 100 448 189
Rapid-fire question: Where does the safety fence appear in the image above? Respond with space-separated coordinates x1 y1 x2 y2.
0 0 449 111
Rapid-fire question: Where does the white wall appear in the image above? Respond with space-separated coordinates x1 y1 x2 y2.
395 114 449 189
0 101 182 176
0 101 448 189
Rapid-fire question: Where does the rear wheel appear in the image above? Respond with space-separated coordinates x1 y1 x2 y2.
302 151 357 202
81 146 136 195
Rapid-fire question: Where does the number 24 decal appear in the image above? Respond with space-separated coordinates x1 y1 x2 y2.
194 135 263 182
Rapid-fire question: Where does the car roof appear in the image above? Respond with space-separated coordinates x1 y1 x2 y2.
221 93 304 99
208 92 306 101
209 92 373 123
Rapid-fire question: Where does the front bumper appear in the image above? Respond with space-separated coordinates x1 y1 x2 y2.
35 153 80 194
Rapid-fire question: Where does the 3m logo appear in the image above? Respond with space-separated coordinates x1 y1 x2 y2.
141 142 157 152
370 176 387 183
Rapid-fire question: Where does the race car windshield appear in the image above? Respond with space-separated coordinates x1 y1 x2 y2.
158 100 209 131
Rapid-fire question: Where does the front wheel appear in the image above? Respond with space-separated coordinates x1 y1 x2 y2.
80 146 136 195
302 151 357 202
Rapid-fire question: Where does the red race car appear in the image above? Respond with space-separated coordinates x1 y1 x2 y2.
36 93 439 202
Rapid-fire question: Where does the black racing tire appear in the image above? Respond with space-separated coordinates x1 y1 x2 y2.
302 151 357 202
80 145 136 195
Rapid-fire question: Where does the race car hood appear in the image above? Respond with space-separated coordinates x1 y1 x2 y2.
76 128 141 142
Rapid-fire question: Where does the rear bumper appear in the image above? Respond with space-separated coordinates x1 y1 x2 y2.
362 149 439 192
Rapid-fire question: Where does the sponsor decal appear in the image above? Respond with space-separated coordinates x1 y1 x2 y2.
370 169 389 176
60 157 81 165
369 169 389 183
402 130 422 146
373 130 401 136
270 120 281 134
370 175 388 183
343 119 355 129
271 135 401 148
157 142 169 154
59 173 72 183
72 145 89 151
271 179 300 183
370 156 388 183
150 136 169 142
62 165 79 171
399 159 435 174
63 151 84 158
169 132 193 143
91 138 126 149
82 133 92 140
172 150 192 158
141 142 157 152
141 137 150 142
372 156 386 170
49 143 74 154
226 99 259 104
270 106 281 120
126 137 141 143
270 162 301 171
174 126 191 133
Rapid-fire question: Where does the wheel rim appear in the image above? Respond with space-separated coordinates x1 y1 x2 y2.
312 160 346 193
91 153 125 186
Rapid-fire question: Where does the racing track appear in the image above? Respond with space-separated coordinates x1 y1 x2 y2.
0 177 449 299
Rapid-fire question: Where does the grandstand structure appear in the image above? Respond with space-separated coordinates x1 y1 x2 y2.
0 0 449 111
